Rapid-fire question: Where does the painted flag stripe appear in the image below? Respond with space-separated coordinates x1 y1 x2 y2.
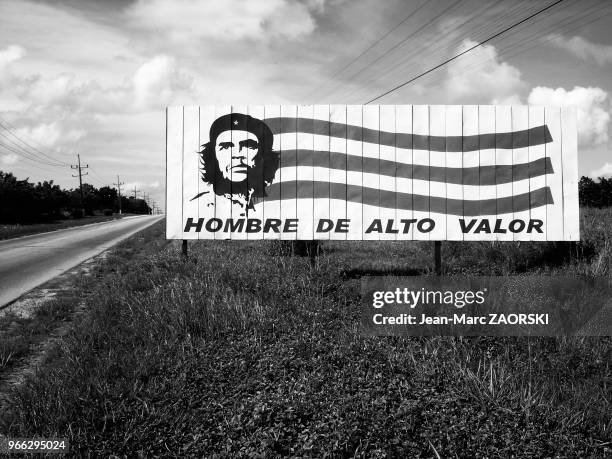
278 151 553 186
264 118 552 151
264 181 553 216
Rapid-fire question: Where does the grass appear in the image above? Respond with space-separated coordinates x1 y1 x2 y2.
0 214 126 240
0 208 610 457
0 298 79 373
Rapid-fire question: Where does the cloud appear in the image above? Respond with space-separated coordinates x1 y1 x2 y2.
527 86 610 147
123 180 159 190
132 55 193 110
1 40 195 114
0 44 25 89
0 43 196 173
0 44 24 70
589 162 612 178
14 122 85 149
444 39 525 104
304 0 327 12
549 34 612 66
0 153 19 165
126 0 316 42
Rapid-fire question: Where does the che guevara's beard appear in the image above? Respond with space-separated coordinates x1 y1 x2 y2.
212 174 257 210
226 180 254 210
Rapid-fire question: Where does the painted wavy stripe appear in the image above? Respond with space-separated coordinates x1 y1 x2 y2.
263 117 552 152
277 150 553 185
264 181 553 216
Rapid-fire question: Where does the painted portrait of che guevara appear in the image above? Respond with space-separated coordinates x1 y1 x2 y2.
191 113 279 213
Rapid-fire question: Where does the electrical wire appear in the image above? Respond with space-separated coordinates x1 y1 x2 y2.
364 0 568 104
0 143 66 176
308 0 430 99
329 0 522 103
417 0 608 92
357 0 537 93
0 117 71 167
317 0 466 101
0 131 67 168
89 168 110 187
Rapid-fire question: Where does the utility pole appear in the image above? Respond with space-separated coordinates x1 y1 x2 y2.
133 186 139 199
113 175 125 215
71 154 89 216
144 193 153 214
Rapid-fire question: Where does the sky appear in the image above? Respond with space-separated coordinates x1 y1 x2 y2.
1 0 611 211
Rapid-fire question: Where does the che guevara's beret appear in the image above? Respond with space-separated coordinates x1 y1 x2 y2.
208 113 273 147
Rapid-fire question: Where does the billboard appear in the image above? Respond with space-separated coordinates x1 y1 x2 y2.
166 105 578 241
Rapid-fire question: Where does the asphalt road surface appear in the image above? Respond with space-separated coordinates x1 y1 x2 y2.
0 215 163 307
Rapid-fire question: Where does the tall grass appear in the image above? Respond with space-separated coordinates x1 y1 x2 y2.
1 209 610 456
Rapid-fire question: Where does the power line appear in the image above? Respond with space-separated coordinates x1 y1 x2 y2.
0 117 70 167
0 132 66 167
0 118 71 166
343 0 560 101
366 0 533 90
330 0 510 102
0 143 64 176
89 167 110 187
317 0 465 101
308 0 430 98
413 0 606 92
365 0 567 104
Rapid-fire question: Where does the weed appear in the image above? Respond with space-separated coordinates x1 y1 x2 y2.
0 210 610 457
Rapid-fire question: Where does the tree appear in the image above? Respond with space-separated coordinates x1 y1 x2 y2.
98 186 118 211
33 180 70 220
579 175 612 207
0 171 34 223
1 169 150 223
123 197 151 214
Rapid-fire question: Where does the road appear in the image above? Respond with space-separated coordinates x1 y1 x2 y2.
0 215 163 307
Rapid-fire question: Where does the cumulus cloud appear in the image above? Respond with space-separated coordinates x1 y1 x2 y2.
549 34 612 66
132 55 193 110
1 46 195 116
527 86 610 147
1 153 19 165
304 0 327 13
444 39 525 104
0 44 24 70
127 0 316 42
14 122 85 149
589 162 612 178
122 180 160 195
0 43 195 168
0 44 25 89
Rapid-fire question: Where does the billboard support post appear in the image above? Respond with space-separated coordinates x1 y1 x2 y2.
434 241 442 275
182 240 188 258
308 240 318 268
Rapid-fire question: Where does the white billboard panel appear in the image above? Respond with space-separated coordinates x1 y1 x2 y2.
166 105 579 241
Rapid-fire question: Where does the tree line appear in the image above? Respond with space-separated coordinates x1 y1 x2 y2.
0 170 151 224
579 176 612 208
2 170 611 225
